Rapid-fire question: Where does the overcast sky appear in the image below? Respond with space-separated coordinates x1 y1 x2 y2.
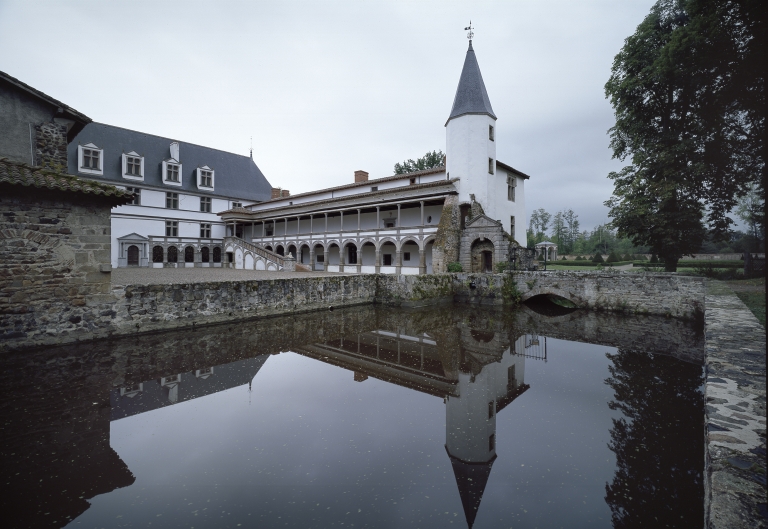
0 0 660 231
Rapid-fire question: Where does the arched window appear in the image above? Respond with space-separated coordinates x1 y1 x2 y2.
127 245 139 266
213 247 222 263
167 246 178 263
152 245 164 263
201 247 210 263
185 246 194 262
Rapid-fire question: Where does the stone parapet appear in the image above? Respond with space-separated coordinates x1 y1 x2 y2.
703 281 766 529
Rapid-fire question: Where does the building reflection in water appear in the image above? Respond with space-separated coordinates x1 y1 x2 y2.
110 319 543 527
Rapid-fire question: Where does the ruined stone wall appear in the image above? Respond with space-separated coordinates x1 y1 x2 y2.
431 195 461 273
34 121 69 170
0 187 115 345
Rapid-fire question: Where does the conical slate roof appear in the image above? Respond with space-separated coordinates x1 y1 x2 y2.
446 41 496 125
447 449 496 528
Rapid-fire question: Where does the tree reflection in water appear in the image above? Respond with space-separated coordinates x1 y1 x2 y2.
604 349 705 528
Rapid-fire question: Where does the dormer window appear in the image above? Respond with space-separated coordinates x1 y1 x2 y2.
162 160 183 186
121 151 144 181
77 143 103 176
197 166 214 189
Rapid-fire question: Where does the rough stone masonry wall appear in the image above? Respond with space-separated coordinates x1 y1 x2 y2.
703 281 766 529
431 195 461 273
0 187 116 345
34 122 69 171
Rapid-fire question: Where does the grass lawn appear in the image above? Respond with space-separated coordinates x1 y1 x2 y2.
724 277 766 328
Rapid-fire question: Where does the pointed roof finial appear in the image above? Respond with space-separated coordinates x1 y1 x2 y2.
250 136 253 159
464 20 474 44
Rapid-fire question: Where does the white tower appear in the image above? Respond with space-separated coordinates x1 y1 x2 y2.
445 39 498 218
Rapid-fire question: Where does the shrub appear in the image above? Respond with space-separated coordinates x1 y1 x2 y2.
606 251 621 263
622 253 633 261
575 255 583 261
650 254 658 263
495 261 509 273
592 253 605 264
447 262 463 273
561 256 568 260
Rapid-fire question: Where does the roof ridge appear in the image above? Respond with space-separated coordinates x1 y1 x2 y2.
90 122 253 160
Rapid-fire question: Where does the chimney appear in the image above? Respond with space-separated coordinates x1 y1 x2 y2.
271 188 281 199
281 189 290 197
354 170 369 183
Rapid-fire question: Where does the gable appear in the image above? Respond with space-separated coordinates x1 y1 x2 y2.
465 214 501 228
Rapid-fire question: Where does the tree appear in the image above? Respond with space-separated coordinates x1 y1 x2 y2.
735 183 765 251
394 150 445 175
604 0 765 272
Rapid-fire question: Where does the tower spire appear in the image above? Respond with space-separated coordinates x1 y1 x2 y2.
446 28 496 126
250 136 253 159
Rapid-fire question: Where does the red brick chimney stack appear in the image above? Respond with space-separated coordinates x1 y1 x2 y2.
281 189 290 197
354 170 369 183
271 188 281 199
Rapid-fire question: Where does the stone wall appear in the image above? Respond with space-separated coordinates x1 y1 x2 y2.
431 195 461 273
34 121 69 170
0 186 116 345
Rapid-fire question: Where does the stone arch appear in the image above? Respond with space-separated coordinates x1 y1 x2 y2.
184 245 195 263
326 242 341 267
286 244 297 259
255 258 266 270
264 245 273 252
275 245 285 256
398 236 421 251
360 240 376 267
423 234 437 246
376 236 398 251
201 246 210 263
127 245 140 266
342 240 358 265
267 262 277 271
212 246 222 263
245 253 255 269
152 245 164 263
325 239 340 249
470 238 494 273
167 246 178 263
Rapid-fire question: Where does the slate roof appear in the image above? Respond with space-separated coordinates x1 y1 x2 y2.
67 123 273 202
446 41 496 125
0 158 133 204
496 161 531 180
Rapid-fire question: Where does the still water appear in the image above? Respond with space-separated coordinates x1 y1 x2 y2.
1 304 704 528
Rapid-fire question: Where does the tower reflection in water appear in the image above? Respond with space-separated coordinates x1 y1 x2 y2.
112 319 545 527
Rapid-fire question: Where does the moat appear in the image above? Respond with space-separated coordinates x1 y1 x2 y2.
1 303 705 528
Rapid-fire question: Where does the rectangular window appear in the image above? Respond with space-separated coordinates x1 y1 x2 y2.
166 192 179 209
403 252 411 261
510 216 515 236
489 433 495 452
126 156 141 176
371 186 378 192
200 169 213 187
488 401 495 419
316 255 324 263
489 125 494 141
409 177 416 185
383 254 392 266
384 220 395 229
125 187 141 205
165 221 178 237
200 197 212 213
507 175 516 202
200 223 211 238
82 148 100 169
232 202 242 209
166 163 180 182
488 158 494 174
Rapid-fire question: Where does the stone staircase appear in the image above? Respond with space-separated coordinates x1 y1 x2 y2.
223 236 296 271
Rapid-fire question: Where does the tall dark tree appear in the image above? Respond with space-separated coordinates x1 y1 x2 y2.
604 0 765 271
393 150 445 175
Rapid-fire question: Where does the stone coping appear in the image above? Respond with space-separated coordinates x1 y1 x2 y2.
704 280 766 528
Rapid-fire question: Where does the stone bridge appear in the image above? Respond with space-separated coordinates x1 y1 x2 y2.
510 271 706 320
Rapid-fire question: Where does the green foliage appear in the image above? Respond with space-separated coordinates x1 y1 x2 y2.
592 253 605 264
394 150 444 175
501 275 522 305
446 262 463 273
604 0 765 272
561 256 567 260
606 251 621 263
495 261 509 273
650 254 659 264
575 255 584 261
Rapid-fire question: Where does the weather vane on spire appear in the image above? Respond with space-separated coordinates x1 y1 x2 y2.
465 21 474 41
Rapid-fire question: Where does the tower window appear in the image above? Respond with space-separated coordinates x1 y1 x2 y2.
507 175 516 201
488 158 494 174
488 401 495 418
489 125 494 141
489 433 495 451
510 216 516 236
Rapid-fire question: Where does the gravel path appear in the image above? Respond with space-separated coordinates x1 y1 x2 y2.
111 267 357 286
